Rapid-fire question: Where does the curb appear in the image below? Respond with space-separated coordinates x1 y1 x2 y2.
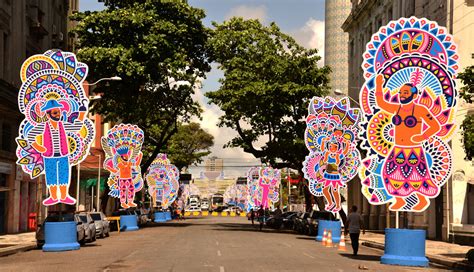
361 241 474 270
0 243 37 257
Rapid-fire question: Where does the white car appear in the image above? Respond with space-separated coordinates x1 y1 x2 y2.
222 206 242 215
185 206 201 212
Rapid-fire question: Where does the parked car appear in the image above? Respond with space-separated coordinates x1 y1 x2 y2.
282 212 299 230
222 206 242 215
76 213 96 243
304 210 334 236
293 212 310 234
266 211 296 229
201 198 210 211
185 206 201 212
89 212 110 238
36 213 85 248
134 209 149 226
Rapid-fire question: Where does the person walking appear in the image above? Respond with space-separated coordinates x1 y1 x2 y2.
346 205 365 256
257 205 265 231
250 208 255 225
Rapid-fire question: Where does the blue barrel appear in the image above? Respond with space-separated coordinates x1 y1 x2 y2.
154 212 167 223
164 211 172 221
120 215 139 231
43 221 80 252
381 228 429 267
315 220 341 243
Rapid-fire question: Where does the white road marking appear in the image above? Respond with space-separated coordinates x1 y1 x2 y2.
219 266 225 272
303 253 315 259
216 241 219 246
282 242 292 248
217 250 222 256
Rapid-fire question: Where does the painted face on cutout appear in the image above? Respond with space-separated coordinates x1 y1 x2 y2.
329 143 338 152
120 154 129 162
46 108 61 122
399 84 417 104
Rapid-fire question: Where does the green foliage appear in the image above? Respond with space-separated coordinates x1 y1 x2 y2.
71 0 210 171
168 122 214 171
205 18 330 169
459 66 474 160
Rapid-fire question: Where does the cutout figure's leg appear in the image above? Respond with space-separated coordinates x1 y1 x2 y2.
127 180 137 207
333 188 341 211
412 193 429 211
119 179 128 209
322 186 334 209
389 197 406 210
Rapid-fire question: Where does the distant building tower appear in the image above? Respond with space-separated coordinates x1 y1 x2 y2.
324 0 352 96
205 156 224 172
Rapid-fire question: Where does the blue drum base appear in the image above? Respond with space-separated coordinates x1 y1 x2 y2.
315 220 341 243
154 212 167 223
43 221 80 252
165 211 172 221
381 228 429 267
120 215 139 231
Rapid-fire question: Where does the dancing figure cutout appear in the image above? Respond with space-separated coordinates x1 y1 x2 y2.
303 97 361 213
16 50 95 206
359 17 458 212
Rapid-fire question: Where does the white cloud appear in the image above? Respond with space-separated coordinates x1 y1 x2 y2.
291 18 325 65
225 5 267 22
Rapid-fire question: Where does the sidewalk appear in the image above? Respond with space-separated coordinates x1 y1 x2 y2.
359 232 474 270
0 232 36 257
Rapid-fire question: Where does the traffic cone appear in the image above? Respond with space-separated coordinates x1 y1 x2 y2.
322 229 327 246
338 232 346 251
326 230 333 247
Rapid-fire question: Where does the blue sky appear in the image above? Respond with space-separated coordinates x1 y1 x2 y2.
79 0 326 163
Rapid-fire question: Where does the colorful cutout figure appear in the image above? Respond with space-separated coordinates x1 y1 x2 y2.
224 183 248 210
16 50 95 206
246 167 280 209
145 153 179 209
302 97 361 213
359 17 458 212
102 124 144 209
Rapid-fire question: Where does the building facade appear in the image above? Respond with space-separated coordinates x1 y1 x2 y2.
0 0 70 234
342 0 474 244
324 0 352 95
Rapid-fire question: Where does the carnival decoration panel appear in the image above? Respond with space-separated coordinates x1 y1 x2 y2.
102 124 144 209
145 153 180 209
246 167 280 209
358 17 458 212
302 97 361 213
224 183 248 210
16 50 95 206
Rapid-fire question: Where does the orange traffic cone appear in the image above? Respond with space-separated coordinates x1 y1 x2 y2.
322 229 327 246
326 230 333 247
338 232 346 251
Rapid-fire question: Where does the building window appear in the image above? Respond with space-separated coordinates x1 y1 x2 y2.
468 184 474 224
3 32 9 80
0 173 7 187
1 123 12 152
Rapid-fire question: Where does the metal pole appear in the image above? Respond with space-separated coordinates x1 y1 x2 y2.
91 185 94 212
96 154 101 211
395 211 399 229
288 168 291 212
76 164 80 211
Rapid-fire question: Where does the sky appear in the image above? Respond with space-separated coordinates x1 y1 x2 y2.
79 0 326 171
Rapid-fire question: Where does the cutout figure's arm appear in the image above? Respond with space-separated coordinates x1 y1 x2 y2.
411 107 441 143
375 74 398 113
321 137 327 152
32 135 46 153
135 152 143 167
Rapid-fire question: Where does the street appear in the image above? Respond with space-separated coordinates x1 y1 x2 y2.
0 216 447 272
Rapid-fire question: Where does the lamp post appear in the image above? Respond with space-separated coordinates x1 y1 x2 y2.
84 76 122 86
96 154 101 212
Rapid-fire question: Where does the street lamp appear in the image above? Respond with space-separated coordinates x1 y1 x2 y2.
84 76 122 86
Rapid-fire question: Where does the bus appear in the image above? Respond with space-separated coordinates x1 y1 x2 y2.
210 194 224 211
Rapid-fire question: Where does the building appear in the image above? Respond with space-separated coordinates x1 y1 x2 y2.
204 156 224 172
342 0 474 244
0 0 70 234
324 0 352 95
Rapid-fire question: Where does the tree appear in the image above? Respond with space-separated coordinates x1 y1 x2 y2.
168 122 214 171
71 0 211 172
205 18 330 211
459 66 474 160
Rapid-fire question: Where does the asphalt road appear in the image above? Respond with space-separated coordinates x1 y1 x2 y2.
0 216 448 272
